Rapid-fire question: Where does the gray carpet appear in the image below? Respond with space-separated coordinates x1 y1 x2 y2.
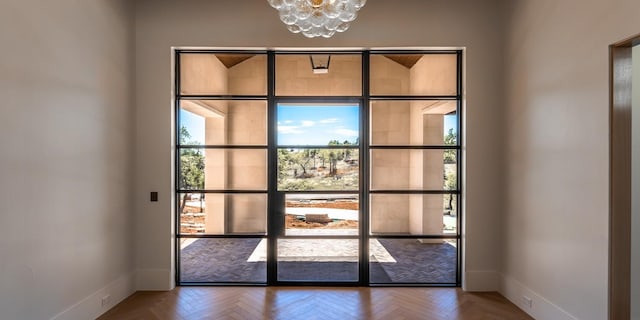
179 238 456 284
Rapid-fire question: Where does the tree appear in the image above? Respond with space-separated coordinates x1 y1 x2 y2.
444 128 457 163
328 140 346 161
180 149 204 189
444 171 457 212
289 149 312 177
317 149 328 168
309 149 318 169
179 126 204 213
329 151 337 175
277 148 292 183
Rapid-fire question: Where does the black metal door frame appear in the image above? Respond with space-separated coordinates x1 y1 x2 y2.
267 93 366 286
175 49 463 287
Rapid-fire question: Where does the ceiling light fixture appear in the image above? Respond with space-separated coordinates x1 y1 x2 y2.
310 55 331 73
267 0 367 38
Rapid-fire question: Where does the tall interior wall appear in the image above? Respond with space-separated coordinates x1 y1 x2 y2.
135 0 505 292
0 0 135 319
3 0 639 318
502 1 640 319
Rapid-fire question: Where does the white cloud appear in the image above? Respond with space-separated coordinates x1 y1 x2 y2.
319 118 339 124
284 120 293 124
301 120 315 127
278 125 304 134
334 129 359 137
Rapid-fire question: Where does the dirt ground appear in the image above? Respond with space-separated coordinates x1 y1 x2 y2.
285 214 358 229
285 200 358 229
285 200 358 210
180 200 359 233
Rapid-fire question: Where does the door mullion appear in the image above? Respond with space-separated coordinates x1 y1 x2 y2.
267 51 278 285
360 51 370 285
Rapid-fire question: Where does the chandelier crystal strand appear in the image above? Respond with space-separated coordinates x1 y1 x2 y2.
268 0 366 38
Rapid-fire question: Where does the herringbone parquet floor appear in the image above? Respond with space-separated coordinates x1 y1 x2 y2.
98 287 534 320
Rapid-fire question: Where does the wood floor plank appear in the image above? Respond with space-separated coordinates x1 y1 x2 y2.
98 287 533 320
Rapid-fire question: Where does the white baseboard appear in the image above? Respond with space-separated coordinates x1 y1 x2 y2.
51 272 135 320
499 273 577 320
135 268 174 291
463 270 499 291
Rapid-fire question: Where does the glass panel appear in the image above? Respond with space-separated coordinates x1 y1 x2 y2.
179 100 267 146
275 54 362 96
178 148 205 190
178 193 267 235
369 238 457 284
370 149 457 191
284 194 359 236
180 53 267 95
277 238 359 282
278 148 359 191
277 103 360 146
443 195 458 234
370 100 458 146
178 148 267 190
369 194 457 235
180 238 266 282
370 53 457 96
276 103 360 191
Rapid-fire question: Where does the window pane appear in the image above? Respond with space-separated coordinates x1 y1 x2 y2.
370 100 458 146
443 194 458 234
370 238 457 284
277 104 360 146
284 193 359 236
180 53 267 95
370 149 457 191
370 194 456 235
370 53 457 96
275 54 362 96
178 193 267 235
277 238 359 282
179 100 267 146
179 148 267 190
180 238 266 282
278 148 359 191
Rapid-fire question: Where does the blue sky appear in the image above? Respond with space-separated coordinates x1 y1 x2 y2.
179 109 206 144
444 113 457 135
179 105 457 145
277 104 360 145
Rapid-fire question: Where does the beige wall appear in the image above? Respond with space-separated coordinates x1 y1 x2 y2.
180 54 228 95
369 55 455 235
228 55 267 96
0 0 135 319
3 0 637 318
502 1 640 319
370 194 410 233
370 55 410 95
410 55 457 237
371 101 411 145
276 54 361 96
180 57 269 235
135 0 505 291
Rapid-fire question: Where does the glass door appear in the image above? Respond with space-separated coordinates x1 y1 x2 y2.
175 49 462 286
274 103 361 283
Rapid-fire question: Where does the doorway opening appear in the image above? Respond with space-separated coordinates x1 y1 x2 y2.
609 34 640 319
174 49 462 286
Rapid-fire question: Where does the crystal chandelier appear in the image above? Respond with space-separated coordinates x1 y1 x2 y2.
268 0 367 38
